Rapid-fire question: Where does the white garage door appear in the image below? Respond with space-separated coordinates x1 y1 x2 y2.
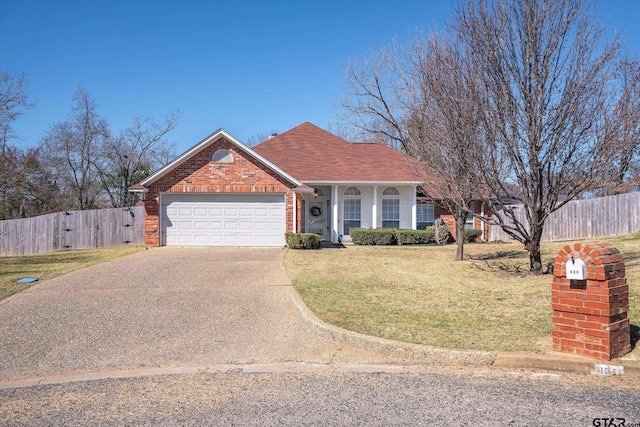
162 193 286 247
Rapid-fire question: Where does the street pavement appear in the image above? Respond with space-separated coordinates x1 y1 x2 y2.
1 369 639 426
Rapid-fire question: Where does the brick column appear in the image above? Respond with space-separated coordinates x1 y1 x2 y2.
552 242 631 360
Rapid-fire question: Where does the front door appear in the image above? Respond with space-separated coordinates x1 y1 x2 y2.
307 201 325 237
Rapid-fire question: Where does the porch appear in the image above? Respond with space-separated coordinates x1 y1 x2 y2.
298 184 431 243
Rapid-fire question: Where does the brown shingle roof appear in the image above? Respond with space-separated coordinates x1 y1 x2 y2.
253 122 423 182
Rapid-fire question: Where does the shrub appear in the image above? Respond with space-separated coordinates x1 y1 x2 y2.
285 233 322 249
464 229 483 243
394 229 433 245
424 225 450 244
350 228 396 245
351 228 451 245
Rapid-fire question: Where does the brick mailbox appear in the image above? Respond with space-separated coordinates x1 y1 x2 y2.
552 242 631 360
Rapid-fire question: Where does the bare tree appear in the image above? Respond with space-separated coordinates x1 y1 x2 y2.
456 0 621 273
0 71 36 218
598 60 640 195
98 113 178 207
340 33 485 260
246 130 279 147
0 70 34 149
41 87 110 210
340 41 417 151
404 33 486 261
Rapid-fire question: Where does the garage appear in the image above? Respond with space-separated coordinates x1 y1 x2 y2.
161 193 286 247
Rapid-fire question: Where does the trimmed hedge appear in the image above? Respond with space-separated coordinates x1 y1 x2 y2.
463 228 483 243
350 227 450 246
285 233 322 249
394 229 432 245
350 228 396 245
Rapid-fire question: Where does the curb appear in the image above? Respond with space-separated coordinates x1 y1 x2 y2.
286 287 496 368
287 287 640 376
493 352 640 376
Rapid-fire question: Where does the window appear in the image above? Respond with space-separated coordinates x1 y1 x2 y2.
213 149 233 162
465 202 475 230
343 186 361 196
381 187 400 228
342 187 362 235
416 202 434 230
382 199 400 228
313 188 325 198
343 199 361 235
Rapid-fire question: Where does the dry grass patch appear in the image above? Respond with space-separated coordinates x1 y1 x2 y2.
285 234 640 354
0 246 145 301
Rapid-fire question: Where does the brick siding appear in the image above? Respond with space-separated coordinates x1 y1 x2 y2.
551 242 631 360
142 137 296 246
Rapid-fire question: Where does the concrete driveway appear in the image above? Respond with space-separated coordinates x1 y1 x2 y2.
0 247 384 380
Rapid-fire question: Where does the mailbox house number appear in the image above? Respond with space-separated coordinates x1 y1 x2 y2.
566 257 587 280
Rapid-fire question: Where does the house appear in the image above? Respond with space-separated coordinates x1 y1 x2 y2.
129 122 487 247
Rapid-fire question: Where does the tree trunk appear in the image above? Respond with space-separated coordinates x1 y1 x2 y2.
526 227 544 275
455 209 466 261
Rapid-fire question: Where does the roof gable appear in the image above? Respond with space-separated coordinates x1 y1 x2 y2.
138 129 302 187
253 122 422 183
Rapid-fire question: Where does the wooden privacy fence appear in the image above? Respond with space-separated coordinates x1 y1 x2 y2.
488 192 640 242
0 206 144 257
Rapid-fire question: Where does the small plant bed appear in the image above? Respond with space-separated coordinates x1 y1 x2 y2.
0 246 145 301
285 233 640 356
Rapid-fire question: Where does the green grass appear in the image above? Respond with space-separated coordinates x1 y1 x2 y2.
285 234 640 357
0 246 145 301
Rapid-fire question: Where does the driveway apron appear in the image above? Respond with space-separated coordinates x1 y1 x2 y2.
0 247 383 380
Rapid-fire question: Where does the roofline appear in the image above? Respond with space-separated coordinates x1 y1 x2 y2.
138 129 302 188
128 187 149 193
302 181 424 185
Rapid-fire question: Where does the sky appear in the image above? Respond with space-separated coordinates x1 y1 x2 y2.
2 0 640 155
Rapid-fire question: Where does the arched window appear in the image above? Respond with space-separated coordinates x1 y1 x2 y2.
213 149 233 163
313 188 325 198
343 186 361 196
382 187 400 228
343 187 361 236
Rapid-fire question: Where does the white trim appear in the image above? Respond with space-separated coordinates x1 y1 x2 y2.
411 186 417 230
480 202 486 242
140 129 302 187
304 180 423 185
332 185 339 243
291 193 296 234
372 185 378 229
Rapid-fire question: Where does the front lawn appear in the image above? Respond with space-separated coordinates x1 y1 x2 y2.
285 234 640 357
0 246 146 301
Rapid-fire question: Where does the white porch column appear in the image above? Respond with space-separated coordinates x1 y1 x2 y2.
372 185 378 229
411 186 417 230
292 192 297 233
332 185 339 243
